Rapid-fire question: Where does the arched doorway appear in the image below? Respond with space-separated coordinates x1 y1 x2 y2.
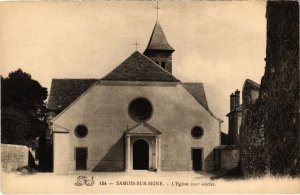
133 139 149 170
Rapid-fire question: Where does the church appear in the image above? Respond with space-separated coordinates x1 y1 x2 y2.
47 18 223 173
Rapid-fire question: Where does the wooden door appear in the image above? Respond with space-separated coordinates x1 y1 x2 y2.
192 149 203 171
76 148 87 170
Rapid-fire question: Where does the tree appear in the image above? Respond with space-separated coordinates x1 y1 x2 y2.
1 69 48 146
2 69 48 120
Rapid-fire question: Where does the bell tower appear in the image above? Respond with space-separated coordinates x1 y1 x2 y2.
143 20 175 74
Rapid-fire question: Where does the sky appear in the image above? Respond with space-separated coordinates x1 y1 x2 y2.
0 1 266 133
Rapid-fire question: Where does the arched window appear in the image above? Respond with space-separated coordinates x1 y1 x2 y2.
128 97 153 122
191 126 204 139
75 125 88 138
161 62 166 69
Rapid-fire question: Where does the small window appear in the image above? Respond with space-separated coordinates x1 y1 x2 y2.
75 125 88 138
161 62 166 69
155 61 160 65
191 126 204 139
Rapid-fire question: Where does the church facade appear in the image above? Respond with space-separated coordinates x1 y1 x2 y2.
48 20 223 173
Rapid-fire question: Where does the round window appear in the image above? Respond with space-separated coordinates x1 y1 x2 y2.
75 125 88 138
191 126 204 139
128 97 153 122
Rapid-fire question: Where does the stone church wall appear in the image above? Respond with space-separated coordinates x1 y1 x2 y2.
52 81 220 173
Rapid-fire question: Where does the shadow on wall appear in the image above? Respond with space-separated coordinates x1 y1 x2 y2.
38 131 53 172
214 146 239 172
92 136 125 172
221 132 228 145
205 150 215 171
191 150 215 172
28 151 36 169
17 151 38 174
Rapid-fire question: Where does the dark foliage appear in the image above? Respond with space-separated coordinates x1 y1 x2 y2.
239 93 267 178
1 69 48 147
1 106 47 147
264 1 299 176
240 1 299 177
2 69 48 120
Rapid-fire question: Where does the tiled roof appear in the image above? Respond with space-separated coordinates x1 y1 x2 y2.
101 51 179 82
47 79 98 110
182 82 209 110
183 82 222 122
144 20 174 51
47 51 179 111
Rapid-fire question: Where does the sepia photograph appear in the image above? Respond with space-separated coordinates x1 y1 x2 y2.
0 0 299 194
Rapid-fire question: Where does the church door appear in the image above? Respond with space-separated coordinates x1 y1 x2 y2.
133 139 149 170
192 148 203 171
75 148 87 170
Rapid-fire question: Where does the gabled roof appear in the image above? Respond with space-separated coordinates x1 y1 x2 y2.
244 79 260 90
144 20 174 52
47 79 98 111
181 82 223 123
101 51 179 82
126 122 161 135
182 82 209 110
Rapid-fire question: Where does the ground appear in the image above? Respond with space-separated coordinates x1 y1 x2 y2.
1 171 299 194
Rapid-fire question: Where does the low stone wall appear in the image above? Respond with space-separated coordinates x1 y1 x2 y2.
214 146 239 171
1 144 29 172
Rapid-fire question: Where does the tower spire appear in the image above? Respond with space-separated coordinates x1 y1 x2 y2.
155 1 160 20
143 4 175 74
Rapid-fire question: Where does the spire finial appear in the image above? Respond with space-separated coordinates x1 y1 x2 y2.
155 1 160 20
133 41 140 51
